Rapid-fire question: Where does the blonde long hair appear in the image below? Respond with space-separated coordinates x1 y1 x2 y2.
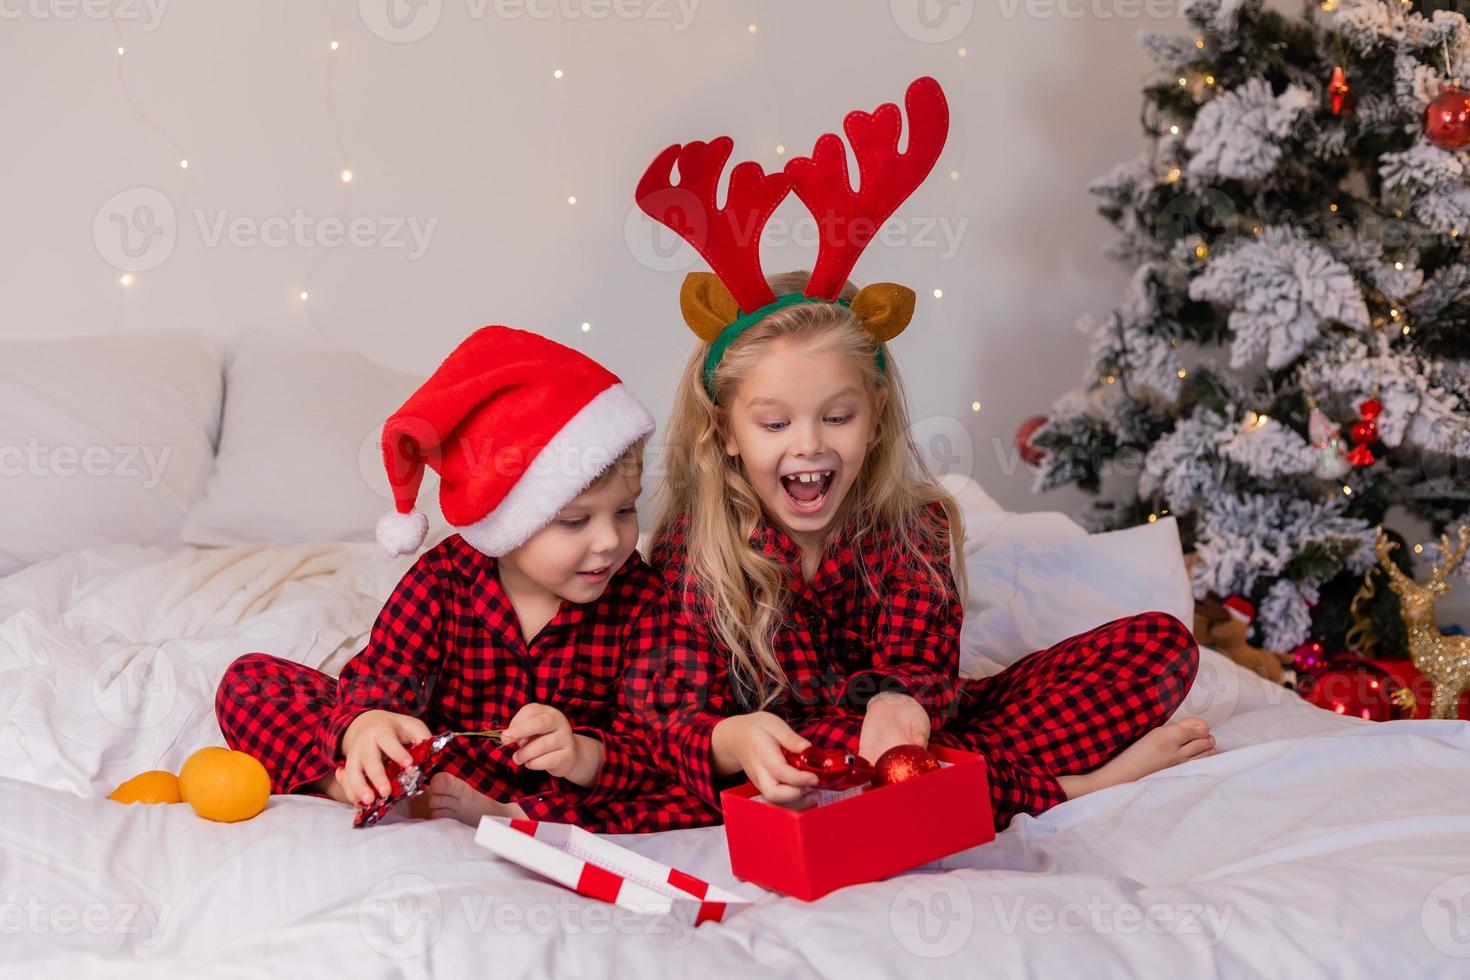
652 271 967 710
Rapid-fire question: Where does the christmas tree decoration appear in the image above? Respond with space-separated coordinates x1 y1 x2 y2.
782 746 874 789
870 745 940 787
1015 415 1048 466
1301 660 1405 721
1372 526 1470 719
1346 397 1382 467
1424 86 1470 150
1327 65 1353 116
1035 0 1470 652
1307 404 1352 480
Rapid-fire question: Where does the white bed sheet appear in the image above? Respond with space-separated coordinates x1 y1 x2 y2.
3 542 1470 978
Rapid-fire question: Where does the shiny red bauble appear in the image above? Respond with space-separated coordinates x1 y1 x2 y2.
1301 662 1403 722
782 746 873 789
871 745 941 787
1425 86 1470 151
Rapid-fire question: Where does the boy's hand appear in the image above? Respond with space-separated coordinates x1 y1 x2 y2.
503 703 603 786
711 712 819 805
338 709 433 806
859 691 930 764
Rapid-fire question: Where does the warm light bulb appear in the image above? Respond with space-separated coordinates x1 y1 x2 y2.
971 401 981 413
1394 261 1404 270
581 321 591 332
330 40 339 50
932 288 943 299
553 69 563 78
775 144 785 155
1177 369 1187 378
1178 77 1188 87
567 195 577 205
299 291 309 301
341 169 353 183
1169 125 1180 135
1148 513 1158 523
1329 203 1338 212
179 159 189 170
117 46 125 55
1164 167 1181 183
949 170 959 180
1205 74 1215 85
1343 485 1353 495
1415 544 1425 554
957 47 967 58
119 273 134 288
747 23 757 34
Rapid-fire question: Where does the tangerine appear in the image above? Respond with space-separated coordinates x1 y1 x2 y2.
108 770 182 805
178 747 271 822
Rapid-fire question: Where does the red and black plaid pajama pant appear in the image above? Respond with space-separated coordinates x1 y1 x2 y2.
216 653 396 795
936 610 1200 828
215 654 521 799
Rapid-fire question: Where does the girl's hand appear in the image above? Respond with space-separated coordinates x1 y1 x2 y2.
859 691 931 764
339 709 433 806
504 703 602 785
711 712 819 805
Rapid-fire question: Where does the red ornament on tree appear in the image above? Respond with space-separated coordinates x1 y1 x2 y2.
1425 86 1470 150
1015 415 1048 466
1346 397 1381 467
871 745 941 787
1327 66 1353 116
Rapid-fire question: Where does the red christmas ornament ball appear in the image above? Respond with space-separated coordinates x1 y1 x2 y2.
1302 663 1403 722
871 745 941 787
1015 415 1048 467
782 746 873 789
1350 419 1378 446
1358 398 1382 422
1425 86 1470 150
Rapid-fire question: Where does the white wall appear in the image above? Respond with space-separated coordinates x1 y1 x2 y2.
1 0 1184 516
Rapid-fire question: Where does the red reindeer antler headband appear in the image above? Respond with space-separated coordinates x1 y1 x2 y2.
636 76 950 400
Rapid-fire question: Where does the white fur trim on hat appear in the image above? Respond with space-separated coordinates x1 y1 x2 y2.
377 509 429 557
458 383 655 557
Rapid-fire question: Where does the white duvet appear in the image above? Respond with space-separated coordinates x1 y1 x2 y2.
4 541 1470 978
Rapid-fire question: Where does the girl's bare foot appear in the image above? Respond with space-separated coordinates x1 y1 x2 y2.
1058 718 1215 800
425 771 528 827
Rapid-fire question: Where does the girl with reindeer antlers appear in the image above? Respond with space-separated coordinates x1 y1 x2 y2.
624 76 1217 830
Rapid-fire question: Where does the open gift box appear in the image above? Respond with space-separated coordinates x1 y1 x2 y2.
720 746 995 901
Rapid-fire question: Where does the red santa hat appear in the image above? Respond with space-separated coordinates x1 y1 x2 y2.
376 326 655 557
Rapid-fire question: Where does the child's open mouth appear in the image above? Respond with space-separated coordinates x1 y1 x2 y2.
780 469 834 515
576 565 612 583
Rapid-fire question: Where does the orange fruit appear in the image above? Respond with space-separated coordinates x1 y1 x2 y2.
108 770 182 805
176 746 231 801
178 747 271 823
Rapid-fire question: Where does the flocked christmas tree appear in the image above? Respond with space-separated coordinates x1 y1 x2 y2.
1032 0 1470 657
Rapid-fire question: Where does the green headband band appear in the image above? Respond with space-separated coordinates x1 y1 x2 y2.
702 292 887 402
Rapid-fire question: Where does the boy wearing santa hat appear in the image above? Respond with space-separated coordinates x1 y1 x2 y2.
215 326 711 832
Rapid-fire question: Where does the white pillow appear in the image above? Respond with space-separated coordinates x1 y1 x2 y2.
0 333 222 575
181 337 436 546
957 502 1195 678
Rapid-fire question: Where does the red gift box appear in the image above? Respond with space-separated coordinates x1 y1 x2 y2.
720 746 994 901
1373 658 1470 720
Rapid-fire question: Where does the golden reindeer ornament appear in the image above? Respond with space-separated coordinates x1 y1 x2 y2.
1373 524 1470 719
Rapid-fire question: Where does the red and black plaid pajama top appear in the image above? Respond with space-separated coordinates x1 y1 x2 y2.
214 533 710 833
623 504 1199 829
